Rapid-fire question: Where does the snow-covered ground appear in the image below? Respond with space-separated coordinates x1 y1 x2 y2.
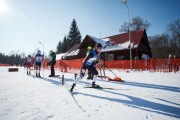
0 66 180 120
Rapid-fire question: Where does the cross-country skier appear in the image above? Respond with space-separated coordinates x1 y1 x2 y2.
70 43 102 92
34 50 43 77
26 55 33 75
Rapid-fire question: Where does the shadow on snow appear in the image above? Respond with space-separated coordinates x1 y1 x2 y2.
76 89 180 118
37 77 62 86
98 79 180 93
34 75 180 118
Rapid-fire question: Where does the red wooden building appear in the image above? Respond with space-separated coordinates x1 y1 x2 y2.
63 29 152 60
102 29 152 60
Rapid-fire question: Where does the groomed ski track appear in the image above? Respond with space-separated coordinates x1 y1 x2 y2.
0 67 180 120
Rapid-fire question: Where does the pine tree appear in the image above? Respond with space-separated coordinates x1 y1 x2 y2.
0 52 23 65
67 19 82 50
62 36 68 52
56 41 62 54
56 36 69 53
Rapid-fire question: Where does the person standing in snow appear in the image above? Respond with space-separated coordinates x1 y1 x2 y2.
150 56 156 72
48 51 56 77
34 50 43 77
167 54 172 72
172 55 179 72
26 55 33 75
134 56 138 71
70 43 102 92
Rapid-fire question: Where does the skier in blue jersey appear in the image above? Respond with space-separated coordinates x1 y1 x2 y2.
34 50 43 77
70 43 102 92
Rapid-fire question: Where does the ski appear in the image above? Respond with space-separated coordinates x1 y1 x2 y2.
27 74 36 79
84 86 128 90
27 73 43 79
32 75 36 78
84 86 114 89
48 75 60 78
67 89 86 112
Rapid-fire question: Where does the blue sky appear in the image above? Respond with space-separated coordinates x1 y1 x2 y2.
0 0 180 56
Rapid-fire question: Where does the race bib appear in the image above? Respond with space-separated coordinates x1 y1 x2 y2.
36 56 42 62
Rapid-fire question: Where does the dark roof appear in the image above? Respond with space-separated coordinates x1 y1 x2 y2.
103 29 145 48
66 44 80 53
63 44 80 57
78 35 106 49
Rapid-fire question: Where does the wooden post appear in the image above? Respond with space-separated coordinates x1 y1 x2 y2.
103 60 106 79
99 60 102 80
62 75 64 85
74 73 77 79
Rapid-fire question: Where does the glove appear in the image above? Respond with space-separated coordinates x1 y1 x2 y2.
96 60 99 63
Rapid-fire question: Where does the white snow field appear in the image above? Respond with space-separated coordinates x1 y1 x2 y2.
0 66 180 120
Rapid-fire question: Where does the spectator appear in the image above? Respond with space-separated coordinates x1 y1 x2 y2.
173 55 179 72
49 51 56 77
167 54 172 72
151 56 156 72
134 56 138 71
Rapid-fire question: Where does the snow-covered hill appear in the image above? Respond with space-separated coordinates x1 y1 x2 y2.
0 67 180 120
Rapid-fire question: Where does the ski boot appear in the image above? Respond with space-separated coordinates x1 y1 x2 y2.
39 73 41 77
70 83 76 93
92 82 100 88
49 74 55 77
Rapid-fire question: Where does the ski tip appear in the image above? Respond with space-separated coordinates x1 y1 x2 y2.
68 90 73 94
84 86 102 89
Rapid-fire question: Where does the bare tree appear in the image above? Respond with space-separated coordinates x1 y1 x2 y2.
167 19 180 57
131 16 150 31
168 19 180 38
120 16 150 33
119 22 129 33
149 34 170 58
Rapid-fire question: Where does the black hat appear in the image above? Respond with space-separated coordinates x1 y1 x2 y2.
96 43 102 48
51 52 55 55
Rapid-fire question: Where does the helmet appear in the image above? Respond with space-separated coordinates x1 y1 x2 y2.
49 50 54 55
50 50 55 55
87 46 92 50
37 50 41 54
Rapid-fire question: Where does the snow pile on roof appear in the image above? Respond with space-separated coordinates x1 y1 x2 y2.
88 35 108 47
102 40 135 52
56 53 65 60
87 35 137 52
64 49 80 57
63 44 80 57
